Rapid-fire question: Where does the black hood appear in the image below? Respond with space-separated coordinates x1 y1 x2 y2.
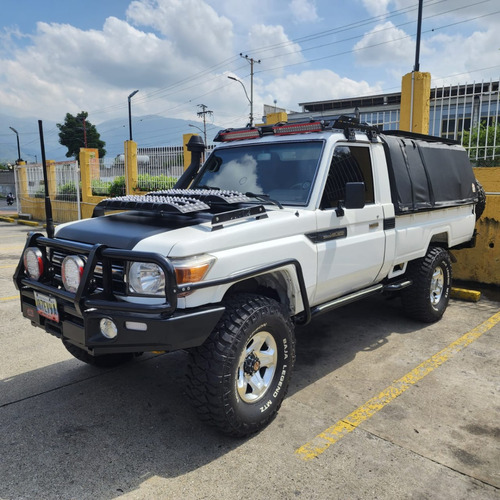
55 211 203 250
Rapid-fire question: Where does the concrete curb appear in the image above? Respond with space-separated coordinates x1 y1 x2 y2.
0 215 41 227
0 215 16 223
450 287 482 302
17 219 40 227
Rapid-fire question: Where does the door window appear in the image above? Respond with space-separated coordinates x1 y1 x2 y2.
321 145 375 208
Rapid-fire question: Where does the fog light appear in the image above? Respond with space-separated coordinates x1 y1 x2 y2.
62 255 85 293
23 247 44 280
100 318 118 339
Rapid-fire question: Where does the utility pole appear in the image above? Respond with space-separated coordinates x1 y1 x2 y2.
197 104 213 145
413 0 423 72
240 53 261 127
82 116 87 147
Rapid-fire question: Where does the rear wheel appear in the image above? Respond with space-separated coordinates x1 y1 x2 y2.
62 340 135 368
401 247 452 323
186 294 295 437
475 180 486 221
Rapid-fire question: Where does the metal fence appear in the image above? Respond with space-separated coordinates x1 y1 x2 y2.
94 157 125 196
430 79 499 165
136 146 184 191
14 160 80 222
135 145 215 191
356 79 499 165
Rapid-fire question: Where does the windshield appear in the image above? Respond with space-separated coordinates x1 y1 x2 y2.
192 141 323 206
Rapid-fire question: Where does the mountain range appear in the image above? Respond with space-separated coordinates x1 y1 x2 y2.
0 113 224 164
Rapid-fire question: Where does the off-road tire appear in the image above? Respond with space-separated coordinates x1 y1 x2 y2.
186 294 296 437
475 180 486 221
62 340 135 368
401 246 452 323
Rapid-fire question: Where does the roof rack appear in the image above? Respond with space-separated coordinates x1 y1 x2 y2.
214 119 329 142
213 116 382 143
331 115 379 142
381 129 459 145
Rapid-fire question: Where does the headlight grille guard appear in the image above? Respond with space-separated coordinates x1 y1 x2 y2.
14 232 178 316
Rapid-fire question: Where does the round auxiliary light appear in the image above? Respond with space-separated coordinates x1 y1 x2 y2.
61 255 85 293
128 262 165 295
100 318 118 339
23 247 44 280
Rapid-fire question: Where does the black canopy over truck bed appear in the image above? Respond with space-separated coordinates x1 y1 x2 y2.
380 131 477 215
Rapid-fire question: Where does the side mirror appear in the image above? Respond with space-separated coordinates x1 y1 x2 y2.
336 182 365 216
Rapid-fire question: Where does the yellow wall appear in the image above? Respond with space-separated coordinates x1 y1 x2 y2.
452 167 500 285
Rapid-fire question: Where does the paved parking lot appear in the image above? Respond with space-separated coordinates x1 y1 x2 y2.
0 220 499 499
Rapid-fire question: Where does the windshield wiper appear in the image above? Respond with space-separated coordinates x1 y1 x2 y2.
245 192 283 209
195 185 221 191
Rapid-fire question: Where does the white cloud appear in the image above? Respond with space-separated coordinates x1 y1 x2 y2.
290 0 320 23
353 21 414 67
126 0 234 65
0 0 239 122
263 69 381 111
424 29 499 85
246 24 305 77
361 0 391 18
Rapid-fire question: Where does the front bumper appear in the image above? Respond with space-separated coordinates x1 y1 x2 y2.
19 287 225 354
14 233 225 355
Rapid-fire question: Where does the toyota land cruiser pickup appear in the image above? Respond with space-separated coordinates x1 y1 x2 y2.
14 117 482 437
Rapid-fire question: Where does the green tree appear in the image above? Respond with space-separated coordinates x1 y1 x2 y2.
462 121 500 166
57 111 106 159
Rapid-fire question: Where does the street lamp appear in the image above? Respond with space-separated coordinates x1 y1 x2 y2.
9 126 23 164
228 76 253 127
128 90 139 141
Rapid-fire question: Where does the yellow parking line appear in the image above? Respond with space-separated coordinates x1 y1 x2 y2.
0 295 18 302
0 265 17 269
295 311 500 461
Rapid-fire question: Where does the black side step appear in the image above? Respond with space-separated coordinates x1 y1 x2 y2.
310 279 412 318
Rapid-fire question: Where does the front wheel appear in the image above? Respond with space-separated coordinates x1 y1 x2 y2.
186 294 296 437
401 246 452 323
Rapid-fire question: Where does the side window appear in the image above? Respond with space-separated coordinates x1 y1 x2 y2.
321 145 375 209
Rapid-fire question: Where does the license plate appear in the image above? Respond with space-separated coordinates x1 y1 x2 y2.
34 291 59 323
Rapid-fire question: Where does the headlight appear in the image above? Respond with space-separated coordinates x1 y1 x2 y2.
23 247 44 280
62 255 85 293
128 262 166 296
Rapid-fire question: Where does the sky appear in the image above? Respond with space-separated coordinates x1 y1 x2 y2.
0 0 499 148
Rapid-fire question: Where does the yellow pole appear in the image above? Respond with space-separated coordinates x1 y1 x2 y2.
79 148 99 201
124 140 138 194
400 71 431 134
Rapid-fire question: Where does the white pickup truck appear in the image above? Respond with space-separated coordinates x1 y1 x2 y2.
14 117 482 436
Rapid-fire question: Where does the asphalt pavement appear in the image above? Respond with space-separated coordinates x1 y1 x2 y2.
0 220 499 500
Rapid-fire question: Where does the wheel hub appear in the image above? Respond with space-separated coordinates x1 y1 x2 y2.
244 351 261 376
430 266 444 305
236 330 278 403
